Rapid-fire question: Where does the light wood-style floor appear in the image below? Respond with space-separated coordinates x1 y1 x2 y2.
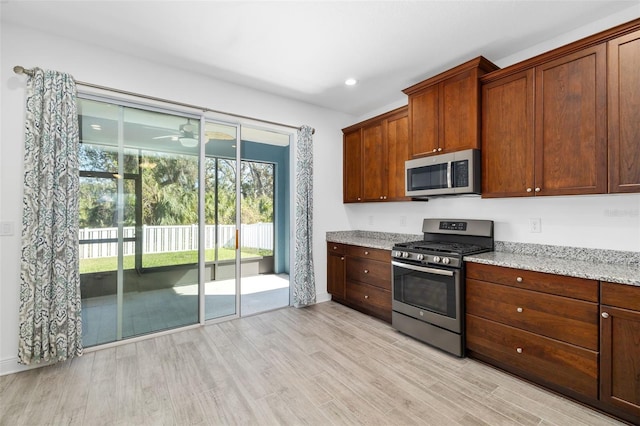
0 301 627 426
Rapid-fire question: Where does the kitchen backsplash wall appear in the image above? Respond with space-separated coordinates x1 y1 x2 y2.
345 193 640 252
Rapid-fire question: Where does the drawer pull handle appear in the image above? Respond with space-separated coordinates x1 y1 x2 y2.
516 277 523 283
364 269 369 274
516 307 523 313
364 295 369 299
516 347 523 354
601 312 610 319
364 251 369 255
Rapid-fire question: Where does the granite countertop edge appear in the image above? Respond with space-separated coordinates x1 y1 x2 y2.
326 230 640 287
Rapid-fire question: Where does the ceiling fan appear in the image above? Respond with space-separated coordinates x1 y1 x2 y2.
152 118 199 147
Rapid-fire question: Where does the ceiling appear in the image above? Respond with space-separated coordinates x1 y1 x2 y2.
2 1 640 117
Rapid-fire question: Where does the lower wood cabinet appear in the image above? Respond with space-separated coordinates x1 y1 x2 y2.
326 242 391 322
600 281 640 420
466 263 640 424
466 263 599 399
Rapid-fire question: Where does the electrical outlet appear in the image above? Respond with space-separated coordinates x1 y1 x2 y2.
368 215 374 225
400 216 407 227
0 221 14 236
529 218 541 233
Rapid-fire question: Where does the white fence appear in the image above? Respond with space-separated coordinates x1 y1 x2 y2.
79 223 273 259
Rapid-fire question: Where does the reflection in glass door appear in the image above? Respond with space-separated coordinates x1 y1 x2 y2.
78 97 200 346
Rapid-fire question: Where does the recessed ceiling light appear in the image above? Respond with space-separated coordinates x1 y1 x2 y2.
345 78 358 86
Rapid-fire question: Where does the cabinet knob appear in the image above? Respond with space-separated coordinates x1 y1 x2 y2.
535 187 541 192
516 277 523 283
383 196 387 200
516 307 523 313
526 188 533 193
357 197 361 201
340 257 345 261
364 251 369 255
364 295 369 299
380 196 384 199
364 269 369 274
333 246 337 250
516 347 523 354
432 148 437 153
601 312 610 319
437 147 442 152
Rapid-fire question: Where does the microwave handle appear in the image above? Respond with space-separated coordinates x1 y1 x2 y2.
447 161 452 188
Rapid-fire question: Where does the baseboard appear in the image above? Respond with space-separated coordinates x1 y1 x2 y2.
316 291 332 303
0 356 52 376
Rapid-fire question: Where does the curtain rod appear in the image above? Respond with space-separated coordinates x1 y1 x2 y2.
13 65 315 134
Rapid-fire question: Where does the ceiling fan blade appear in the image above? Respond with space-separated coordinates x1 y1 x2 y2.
152 135 179 140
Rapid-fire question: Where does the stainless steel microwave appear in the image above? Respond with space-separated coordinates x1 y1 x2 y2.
405 149 481 198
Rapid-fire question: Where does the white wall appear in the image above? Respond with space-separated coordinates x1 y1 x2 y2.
345 7 640 252
0 22 354 372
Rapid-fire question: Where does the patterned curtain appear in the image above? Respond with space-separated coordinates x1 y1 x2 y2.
293 125 316 307
18 68 83 365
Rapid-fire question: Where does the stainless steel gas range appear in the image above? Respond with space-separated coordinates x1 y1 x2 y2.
391 218 494 357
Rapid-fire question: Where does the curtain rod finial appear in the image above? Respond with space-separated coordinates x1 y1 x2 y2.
13 65 26 74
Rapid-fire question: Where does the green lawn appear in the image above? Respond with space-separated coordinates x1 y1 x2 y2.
79 247 272 274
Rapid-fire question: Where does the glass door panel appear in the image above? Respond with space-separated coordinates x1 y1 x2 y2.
78 97 200 346
204 121 239 320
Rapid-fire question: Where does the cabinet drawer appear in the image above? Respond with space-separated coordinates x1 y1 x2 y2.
346 257 391 290
327 242 347 255
466 263 598 302
467 314 598 399
346 245 390 262
467 279 599 350
346 280 391 312
601 281 640 311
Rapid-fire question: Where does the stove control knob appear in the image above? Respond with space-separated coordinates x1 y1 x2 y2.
433 256 441 263
442 257 450 265
402 252 410 258
392 251 400 257
416 254 424 261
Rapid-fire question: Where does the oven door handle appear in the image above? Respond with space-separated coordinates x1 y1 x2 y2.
392 261 454 276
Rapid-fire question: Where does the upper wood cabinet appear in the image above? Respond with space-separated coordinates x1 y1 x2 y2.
482 18 640 198
483 45 607 198
342 106 409 203
403 56 499 159
482 69 535 197
343 129 363 202
608 28 640 193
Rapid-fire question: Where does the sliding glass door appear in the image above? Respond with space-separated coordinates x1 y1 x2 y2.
78 97 201 346
78 96 291 347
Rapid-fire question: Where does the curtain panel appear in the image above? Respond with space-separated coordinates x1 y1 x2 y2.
18 68 83 365
293 125 316 307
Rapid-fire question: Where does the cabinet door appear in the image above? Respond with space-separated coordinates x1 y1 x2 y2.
409 84 439 158
386 111 410 201
608 29 640 193
327 250 346 299
600 305 640 417
441 70 479 153
343 129 362 202
362 122 387 201
535 44 607 195
482 70 535 197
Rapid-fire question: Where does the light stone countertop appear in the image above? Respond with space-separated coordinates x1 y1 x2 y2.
326 231 640 287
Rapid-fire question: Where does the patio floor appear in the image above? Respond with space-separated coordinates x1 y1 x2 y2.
81 273 289 347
